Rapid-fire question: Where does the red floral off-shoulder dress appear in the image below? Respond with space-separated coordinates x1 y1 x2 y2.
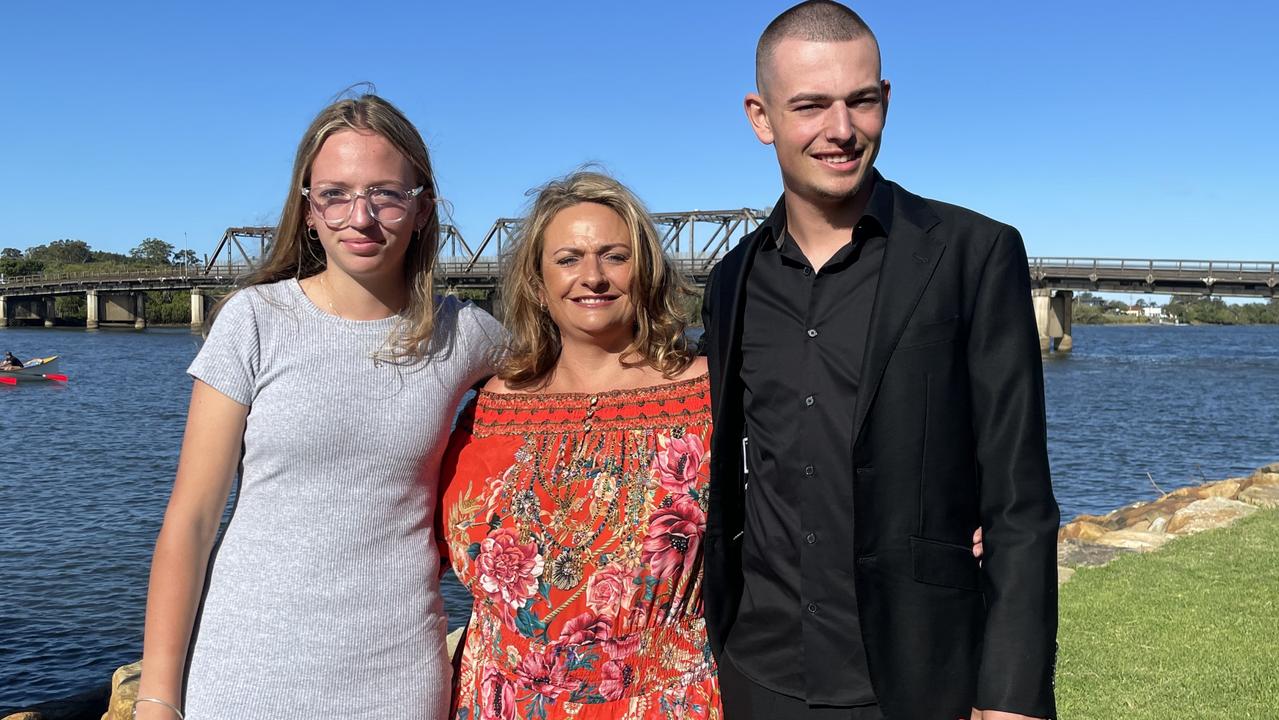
439 375 720 720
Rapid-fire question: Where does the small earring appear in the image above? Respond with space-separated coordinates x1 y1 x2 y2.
307 227 319 241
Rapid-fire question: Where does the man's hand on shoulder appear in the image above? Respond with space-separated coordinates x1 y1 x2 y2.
970 709 1048 720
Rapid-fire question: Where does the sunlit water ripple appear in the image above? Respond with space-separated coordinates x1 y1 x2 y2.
2 323 1276 708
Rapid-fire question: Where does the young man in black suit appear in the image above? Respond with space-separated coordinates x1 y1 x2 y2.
700 2 1059 718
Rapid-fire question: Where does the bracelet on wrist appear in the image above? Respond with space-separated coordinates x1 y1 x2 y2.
133 696 185 719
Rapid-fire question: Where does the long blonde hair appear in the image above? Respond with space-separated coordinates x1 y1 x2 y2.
216 94 441 362
498 171 696 387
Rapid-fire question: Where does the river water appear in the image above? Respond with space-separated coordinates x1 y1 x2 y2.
2 323 1277 708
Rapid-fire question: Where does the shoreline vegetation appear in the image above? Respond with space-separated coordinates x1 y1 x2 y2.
5 462 1276 720
1072 291 1279 325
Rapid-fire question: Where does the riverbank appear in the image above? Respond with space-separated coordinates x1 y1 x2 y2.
1055 461 1279 583
7 462 1276 720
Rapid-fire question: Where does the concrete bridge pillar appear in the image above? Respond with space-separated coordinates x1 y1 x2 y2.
1033 288 1073 353
1050 290 1073 352
86 289 99 329
43 296 56 328
134 292 147 330
1032 289 1053 353
190 289 207 328
0 295 9 328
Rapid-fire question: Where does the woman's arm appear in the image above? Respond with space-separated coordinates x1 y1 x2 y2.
134 380 248 719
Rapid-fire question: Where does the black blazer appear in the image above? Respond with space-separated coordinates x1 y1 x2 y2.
701 178 1059 719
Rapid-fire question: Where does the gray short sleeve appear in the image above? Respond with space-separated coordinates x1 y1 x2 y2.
187 289 260 405
455 300 507 382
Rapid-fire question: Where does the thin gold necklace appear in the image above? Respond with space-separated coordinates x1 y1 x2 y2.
318 272 391 368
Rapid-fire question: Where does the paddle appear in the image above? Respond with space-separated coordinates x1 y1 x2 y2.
42 373 69 382
0 376 15 385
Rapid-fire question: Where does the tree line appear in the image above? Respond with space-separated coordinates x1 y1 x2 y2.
1 238 199 277
1072 291 1279 325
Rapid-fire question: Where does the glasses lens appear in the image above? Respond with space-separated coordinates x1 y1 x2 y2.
309 187 353 225
368 187 411 224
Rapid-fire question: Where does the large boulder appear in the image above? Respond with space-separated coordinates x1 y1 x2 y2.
1058 520 1108 542
1198 478 1244 499
1166 497 1258 535
1110 495 1194 529
1091 529 1173 552
1249 471 1279 488
100 662 140 720
1239 485 1279 510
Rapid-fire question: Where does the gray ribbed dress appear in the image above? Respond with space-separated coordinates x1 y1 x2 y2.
183 279 503 719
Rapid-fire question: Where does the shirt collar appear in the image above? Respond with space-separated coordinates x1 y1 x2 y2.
760 170 894 250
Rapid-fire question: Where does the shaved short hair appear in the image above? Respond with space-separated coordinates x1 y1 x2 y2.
756 0 878 92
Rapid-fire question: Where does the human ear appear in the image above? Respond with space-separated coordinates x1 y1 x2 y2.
744 93 774 146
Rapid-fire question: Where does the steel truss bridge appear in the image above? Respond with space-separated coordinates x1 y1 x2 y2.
192 210 770 288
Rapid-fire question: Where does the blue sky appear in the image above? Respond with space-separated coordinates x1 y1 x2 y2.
2 0 1276 263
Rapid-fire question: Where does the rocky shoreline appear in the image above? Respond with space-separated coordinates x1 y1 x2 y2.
6 462 1278 720
1055 461 1279 584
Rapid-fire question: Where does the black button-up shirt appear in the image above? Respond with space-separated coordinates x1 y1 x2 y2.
725 177 893 709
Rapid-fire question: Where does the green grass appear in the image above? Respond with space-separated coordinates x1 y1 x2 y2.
1056 509 1279 719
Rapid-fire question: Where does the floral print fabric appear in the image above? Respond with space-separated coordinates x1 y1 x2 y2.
440 375 720 720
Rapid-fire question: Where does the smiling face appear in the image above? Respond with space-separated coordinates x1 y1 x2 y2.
747 35 889 211
307 129 428 284
539 202 637 350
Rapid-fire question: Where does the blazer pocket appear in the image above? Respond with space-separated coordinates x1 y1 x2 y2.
910 535 980 591
897 315 959 350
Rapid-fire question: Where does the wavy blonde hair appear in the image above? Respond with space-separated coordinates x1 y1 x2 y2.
214 94 441 362
499 171 696 388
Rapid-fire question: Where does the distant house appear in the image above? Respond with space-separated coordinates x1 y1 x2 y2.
1142 306 1164 319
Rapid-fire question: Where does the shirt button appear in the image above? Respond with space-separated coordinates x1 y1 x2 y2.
804 465 815 476
807 602 819 613
805 532 817 544
803 267 812 276
807 328 818 338
804 395 814 407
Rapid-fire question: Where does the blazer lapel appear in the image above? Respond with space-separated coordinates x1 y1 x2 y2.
852 188 946 448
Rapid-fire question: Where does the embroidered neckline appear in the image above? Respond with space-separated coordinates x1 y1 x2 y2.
477 373 709 407
469 374 710 437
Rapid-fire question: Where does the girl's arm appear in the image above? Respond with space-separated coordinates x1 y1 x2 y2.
133 380 248 719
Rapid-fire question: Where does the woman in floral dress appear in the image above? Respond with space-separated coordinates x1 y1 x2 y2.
439 171 720 720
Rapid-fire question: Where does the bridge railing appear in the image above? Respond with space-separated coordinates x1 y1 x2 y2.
1 265 253 288
1029 258 1278 277
438 260 502 277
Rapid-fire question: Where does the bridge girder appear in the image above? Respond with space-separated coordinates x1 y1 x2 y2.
1028 257 1279 298
204 226 274 274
